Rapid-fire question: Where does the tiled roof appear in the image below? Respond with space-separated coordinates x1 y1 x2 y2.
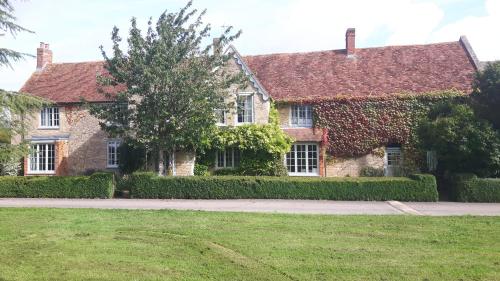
243 41 476 102
20 61 115 103
21 40 477 103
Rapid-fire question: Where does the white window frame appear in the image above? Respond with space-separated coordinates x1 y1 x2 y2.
39 107 60 129
107 140 121 168
384 146 402 176
290 105 313 128
236 92 254 125
27 142 56 174
215 148 240 169
285 143 319 176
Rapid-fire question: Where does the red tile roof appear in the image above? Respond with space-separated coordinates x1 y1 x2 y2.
243 41 476 102
20 40 476 103
20 61 114 103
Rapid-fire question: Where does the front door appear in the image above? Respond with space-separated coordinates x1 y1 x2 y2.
384 146 402 176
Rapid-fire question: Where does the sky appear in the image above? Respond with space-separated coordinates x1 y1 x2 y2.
1 0 499 91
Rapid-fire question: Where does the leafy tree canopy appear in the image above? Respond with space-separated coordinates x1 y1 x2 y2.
90 1 242 174
472 61 500 130
417 101 500 177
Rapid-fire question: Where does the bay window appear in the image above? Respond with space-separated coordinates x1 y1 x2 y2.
286 143 319 176
28 143 55 173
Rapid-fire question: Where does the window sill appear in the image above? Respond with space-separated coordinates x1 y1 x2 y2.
27 171 56 175
38 127 60 130
107 165 119 169
288 173 319 177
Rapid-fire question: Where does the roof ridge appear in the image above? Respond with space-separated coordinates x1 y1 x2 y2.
243 40 460 58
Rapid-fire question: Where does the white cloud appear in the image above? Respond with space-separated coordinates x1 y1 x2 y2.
430 0 500 61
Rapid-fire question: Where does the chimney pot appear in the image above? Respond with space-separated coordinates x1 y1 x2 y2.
37 42 52 70
345 28 356 57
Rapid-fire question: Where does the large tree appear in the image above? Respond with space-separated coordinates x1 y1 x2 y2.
1 0 45 175
417 101 500 177
472 61 500 130
91 1 242 175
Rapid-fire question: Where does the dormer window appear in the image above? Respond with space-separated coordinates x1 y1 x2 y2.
291 105 312 127
40 107 59 128
237 93 254 124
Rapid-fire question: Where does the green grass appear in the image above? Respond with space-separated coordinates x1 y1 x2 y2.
0 209 499 280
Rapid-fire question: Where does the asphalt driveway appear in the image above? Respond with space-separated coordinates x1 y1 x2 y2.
1 198 500 216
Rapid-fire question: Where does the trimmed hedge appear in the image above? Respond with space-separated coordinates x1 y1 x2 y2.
0 172 115 198
127 173 438 201
451 174 500 202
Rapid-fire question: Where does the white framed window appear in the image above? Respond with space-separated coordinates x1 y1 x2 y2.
107 140 121 168
291 105 313 127
285 143 319 176
216 148 240 169
40 107 60 128
384 146 402 176
28 143 56 174
236 94 254 124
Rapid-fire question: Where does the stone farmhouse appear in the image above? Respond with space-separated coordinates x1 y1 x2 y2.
18 28 478 177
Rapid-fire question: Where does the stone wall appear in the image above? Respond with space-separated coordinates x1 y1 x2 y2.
175 151 195 176
325 153 384 177
277 104 291 128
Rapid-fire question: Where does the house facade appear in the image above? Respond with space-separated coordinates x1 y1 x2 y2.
18 29 478 177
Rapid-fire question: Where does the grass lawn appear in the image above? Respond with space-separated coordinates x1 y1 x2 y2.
0 209 499 281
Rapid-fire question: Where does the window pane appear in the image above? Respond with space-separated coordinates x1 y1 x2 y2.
217 150 225 168
296 145 306 173
291 105 312 127
237 95 253 123
225 149 233 167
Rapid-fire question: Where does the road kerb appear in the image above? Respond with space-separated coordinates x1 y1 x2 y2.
386 201 422 215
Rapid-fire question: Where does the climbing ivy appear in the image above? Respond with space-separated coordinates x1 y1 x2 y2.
311 91 467 157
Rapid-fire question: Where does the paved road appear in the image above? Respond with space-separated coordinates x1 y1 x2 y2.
1 198 500 216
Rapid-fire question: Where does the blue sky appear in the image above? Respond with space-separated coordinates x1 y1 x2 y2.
1 0 499 91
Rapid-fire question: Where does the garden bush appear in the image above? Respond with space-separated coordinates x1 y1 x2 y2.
450 174 500 202
0 172 115 198
127 172 438 201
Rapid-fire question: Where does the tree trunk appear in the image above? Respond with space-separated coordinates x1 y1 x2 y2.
167 150 175 176
158 149 165 176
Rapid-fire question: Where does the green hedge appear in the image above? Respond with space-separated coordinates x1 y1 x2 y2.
0 172 115 198
451 174 500 202
127 173 438 201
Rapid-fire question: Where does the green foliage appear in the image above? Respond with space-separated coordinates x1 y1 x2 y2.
0 172 115 198
89 1 242 173
450 174 500 202
312 91 465 157
238 151 288 176
118 142 146 174
417 101 500 177
194 163 209 176
127 172 438 201
209 104 293 155
472 61 500 129
359 166 384 177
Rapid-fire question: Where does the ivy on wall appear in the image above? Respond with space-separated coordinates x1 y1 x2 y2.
311 91 467 158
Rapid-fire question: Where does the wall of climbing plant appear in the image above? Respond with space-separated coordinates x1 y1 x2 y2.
310 91 467 159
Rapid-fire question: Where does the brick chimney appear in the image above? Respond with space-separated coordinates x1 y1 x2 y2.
345 28 355 57
36 42 52 70
213 37 222 56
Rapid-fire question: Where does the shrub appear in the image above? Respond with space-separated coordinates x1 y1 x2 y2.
450 174 500 202
0 172 115 198
127 173 438 201
417 101 500 177
194 163 209 176
360 166 384 177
